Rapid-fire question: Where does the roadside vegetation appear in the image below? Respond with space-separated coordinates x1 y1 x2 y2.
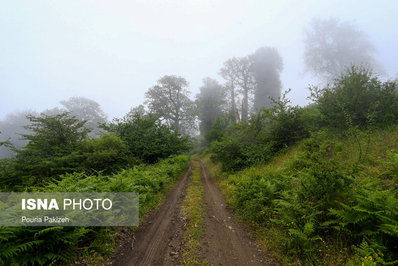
0 110 190 265
202 67 398 265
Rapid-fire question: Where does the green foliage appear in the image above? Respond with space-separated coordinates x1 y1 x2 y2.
0 226 89 265
0 155 189 265
349 238 398 266
209 130 398 264
20 112 89 157
78 134 131 173
310 66 398 131
328 175 398 262
108 114 191 164
205 115 231 144
258 89 310 151
209 123 265 172
1 134 131 189
203 65 398 264
233 170 287 222
210 90 309 172
3 113 90 187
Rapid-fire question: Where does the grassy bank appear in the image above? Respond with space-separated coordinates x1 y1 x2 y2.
203 126 398 265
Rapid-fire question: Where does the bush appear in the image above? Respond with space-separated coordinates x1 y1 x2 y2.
328 175 398 262
108 114 191 163
210 91 309 172
310 66 398 131
79 134 131 173
0 155 190 265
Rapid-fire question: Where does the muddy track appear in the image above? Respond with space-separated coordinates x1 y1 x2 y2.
198 161 274 266
114 163 192 266
114 161 274 265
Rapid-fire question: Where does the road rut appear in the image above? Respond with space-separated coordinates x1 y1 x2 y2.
114 161 274 265
199 161 273 265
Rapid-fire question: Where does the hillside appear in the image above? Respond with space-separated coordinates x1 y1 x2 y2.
203 126 398 265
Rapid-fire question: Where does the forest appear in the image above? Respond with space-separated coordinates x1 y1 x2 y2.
1 17 398 265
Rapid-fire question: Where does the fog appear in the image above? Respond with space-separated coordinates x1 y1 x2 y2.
1 1 397 121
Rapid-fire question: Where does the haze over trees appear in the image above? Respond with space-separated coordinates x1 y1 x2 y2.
0 111 35 159
219 57 241 123
195 78 226 136
0 97 108 159
251 47 283 111
304 18 383 82
145 75 197 135
60 97 108 136
217 47 283 124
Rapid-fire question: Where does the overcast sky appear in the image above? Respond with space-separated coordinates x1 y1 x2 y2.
1 0 397 120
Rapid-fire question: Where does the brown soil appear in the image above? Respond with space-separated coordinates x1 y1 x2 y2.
113 162 192 266
198 161 274 266
113 161 275 265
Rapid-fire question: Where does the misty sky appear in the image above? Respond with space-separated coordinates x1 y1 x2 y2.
1 0 397 120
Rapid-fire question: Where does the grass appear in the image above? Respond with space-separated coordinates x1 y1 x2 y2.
181 161 207 266
201 125 398 265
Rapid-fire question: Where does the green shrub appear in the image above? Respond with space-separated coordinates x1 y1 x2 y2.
79 134 131 173
310 66 398 131
0 226 90 265
0 155 189 265
108 114 191 163
210 91 309 172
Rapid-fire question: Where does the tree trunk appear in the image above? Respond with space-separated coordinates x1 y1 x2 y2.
230 83 237 123
242 88 248 121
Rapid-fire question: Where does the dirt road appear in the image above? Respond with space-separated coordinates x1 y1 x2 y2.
114 162 192 266
115 161 273 265
198 161 272 266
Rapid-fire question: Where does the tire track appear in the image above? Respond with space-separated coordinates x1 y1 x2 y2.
114 163 192 266
198 161 274 265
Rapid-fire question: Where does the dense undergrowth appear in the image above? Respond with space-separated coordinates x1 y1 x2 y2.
204 127 398 265
0 155 189 265
203 67 398 265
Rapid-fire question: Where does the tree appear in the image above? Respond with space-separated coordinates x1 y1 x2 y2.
60 97 107 136
235 57 255 121
109 114 190 163
219 57 241 122
20 113 89 158
145 75 196 135
205 115 231 144
250 47 283 111
1 112 131 188
125 104 147 120
304 18 383 82
7 113 90 186
196 78 226 136
0 111 34 159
